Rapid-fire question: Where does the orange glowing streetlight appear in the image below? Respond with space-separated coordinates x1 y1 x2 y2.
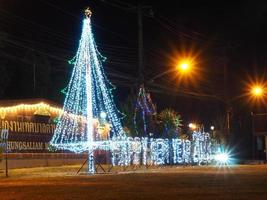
176 59 193 74
188 123 197 130
149 55 198 83
251 85 264 97
245 81 267 104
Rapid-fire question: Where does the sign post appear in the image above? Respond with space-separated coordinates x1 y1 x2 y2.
1 129 9 177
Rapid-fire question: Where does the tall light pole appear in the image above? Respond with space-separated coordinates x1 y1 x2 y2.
223 50 231 140
249 84 265 160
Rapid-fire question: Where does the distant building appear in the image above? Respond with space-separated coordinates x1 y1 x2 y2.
252 112 267 160
0 99 62 152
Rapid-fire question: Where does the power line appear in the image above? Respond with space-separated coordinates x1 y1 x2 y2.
37 0 134 43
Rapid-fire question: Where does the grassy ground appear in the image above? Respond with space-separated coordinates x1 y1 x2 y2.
0 165 267 200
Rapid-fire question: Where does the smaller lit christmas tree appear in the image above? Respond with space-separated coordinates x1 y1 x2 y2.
134 84 157 137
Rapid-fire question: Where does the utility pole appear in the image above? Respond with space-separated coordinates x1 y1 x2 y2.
251 112 255 159
5 138 8 178
223 46 231 143
33 62 36 94
32 49 37 95
138 3 144 84
224 59 229 133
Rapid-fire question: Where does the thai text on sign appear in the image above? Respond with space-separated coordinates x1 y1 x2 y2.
0 120 56 134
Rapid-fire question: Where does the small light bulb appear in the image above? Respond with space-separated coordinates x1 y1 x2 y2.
100 112 107 119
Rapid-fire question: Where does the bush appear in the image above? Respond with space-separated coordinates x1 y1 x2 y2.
157 108 182 138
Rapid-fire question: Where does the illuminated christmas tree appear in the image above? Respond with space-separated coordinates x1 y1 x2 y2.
134 84 157 136
50 8 125 173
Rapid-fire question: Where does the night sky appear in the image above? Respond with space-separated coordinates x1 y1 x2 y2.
1 0 267 140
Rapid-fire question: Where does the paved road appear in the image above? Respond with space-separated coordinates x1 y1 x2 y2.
0 165 267 200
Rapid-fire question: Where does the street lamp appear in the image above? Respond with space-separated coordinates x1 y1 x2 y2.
251 85 264 97
210 126 215 131
189 123 197 130
149 57 194 83
210 125 215 138
246 82 266 104
176 59 193 74
181 63 189 70
246 82 266 159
